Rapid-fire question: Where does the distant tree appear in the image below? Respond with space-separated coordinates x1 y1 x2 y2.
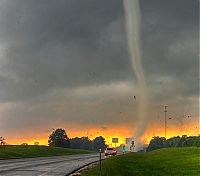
70 137 82 149
21 143 28 146
92 136 107 151
0 136 5 145
34 142 39 146
70 136 107 151
48 128 70 148
147 135 200 151
147 136 166 151
164 136 181 147
192 136 200 147
178 135 188 147
70 137 93 150
80 137 93 150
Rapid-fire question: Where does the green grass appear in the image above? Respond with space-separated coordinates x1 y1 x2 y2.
83 147 200 176
0 145 94 159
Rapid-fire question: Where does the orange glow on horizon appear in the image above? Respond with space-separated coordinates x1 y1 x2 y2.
5 121 199 146
141 121 199 144
5 125 133 146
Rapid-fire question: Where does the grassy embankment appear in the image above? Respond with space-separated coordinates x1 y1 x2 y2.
83 147 200 176
0 145 94 159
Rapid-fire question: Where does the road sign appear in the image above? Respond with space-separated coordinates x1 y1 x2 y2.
112 138 118 143
125 138 130 144
122 145 125 154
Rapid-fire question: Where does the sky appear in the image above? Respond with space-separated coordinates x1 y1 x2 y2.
0 0 199 145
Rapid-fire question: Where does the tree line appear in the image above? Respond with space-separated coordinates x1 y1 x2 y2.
147 135 200 151
48 128 107 151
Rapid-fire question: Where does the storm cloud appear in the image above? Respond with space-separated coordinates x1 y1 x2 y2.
0 0 198 140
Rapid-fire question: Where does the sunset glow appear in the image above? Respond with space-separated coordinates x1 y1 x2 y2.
5 120 199 146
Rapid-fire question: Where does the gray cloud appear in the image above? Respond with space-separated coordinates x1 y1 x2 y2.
0 0 198 136
0 0 133 101
140 0 199 99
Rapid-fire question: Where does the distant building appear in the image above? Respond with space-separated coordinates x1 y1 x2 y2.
125 137 135 152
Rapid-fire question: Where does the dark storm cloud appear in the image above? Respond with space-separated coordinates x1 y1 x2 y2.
0 0 198 132
0 0 132 101
140 0 199 98
0 0 198 102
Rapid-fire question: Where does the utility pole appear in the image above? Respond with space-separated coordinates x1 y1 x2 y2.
164 105 168 138
99 149 102 171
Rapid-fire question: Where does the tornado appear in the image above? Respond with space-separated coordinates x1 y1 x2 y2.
123 0 148 149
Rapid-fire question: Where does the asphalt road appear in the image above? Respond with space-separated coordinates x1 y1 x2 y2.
0 153 101 176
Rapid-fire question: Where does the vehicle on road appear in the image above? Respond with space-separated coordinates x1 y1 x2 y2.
105 148 117 156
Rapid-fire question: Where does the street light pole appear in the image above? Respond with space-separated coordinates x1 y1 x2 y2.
164 105 168 138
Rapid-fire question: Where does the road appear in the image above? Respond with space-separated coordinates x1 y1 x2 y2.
0 153 101 176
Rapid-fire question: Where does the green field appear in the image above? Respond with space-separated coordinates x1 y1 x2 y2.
83 147 200 176
0 145 94 159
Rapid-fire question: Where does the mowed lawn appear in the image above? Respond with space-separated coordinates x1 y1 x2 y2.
0 145 94 159
83 147 200 176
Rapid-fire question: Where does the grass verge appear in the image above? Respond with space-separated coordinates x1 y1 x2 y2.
82 147 200 176
0 145 94 159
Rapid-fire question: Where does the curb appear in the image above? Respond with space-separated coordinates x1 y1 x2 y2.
66 160 100 176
